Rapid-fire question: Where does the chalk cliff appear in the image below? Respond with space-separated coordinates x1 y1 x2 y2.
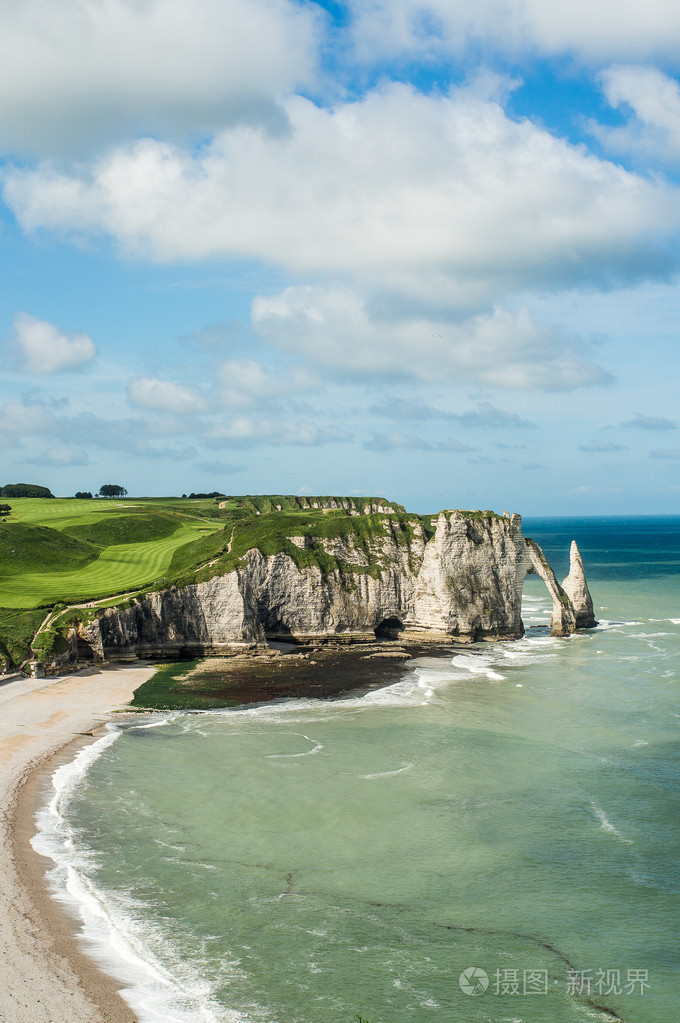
71 511 595 662
562 540 597 628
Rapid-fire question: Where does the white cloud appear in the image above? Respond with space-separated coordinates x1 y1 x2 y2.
450 402 536 429
363 432 474 452
369 397 441 420
592 65 680 162
622 413 677 430
650 448 680 459
208 417 351 446
343 1 680 65
0 400 60 435
5 84 677 307
127 377 207 414
217 358 318 409
254 286 611 390
368 397 533 425
578 441 628 452
12 312 97 374
0 396 196 460
0 0 319 156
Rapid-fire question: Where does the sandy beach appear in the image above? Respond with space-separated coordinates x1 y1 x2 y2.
0 664 154 1023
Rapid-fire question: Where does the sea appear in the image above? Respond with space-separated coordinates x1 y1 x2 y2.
33 517 680 1023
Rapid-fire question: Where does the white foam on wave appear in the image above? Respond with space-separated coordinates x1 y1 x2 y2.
589 801 633 845
265 732 324 759
596 620 643 631
32 724 257 1023
201 623 581 724
450 653 506 681
205 665 443 721
203 632 572 727
499 636 561 665
360 762 414 780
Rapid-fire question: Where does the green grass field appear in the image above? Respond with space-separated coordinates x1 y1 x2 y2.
0 497 226 662
0 492 415 666
3 496 217 529
0 520 220 608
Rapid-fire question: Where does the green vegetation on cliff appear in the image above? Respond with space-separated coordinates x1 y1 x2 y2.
217 494 406 515
0 494 496 667
177 509 425 587
0 608 45 667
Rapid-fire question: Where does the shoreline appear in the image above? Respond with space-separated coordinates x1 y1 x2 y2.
1 647 448 1023
0 663 154 1023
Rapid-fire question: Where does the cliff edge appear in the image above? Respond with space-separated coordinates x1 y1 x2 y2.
66 507 595 664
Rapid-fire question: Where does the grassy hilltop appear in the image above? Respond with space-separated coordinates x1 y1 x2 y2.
0 493 434 667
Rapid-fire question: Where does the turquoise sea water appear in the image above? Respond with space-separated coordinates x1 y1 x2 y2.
35 517 680 1023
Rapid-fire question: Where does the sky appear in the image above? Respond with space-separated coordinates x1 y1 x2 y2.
1 0 680 515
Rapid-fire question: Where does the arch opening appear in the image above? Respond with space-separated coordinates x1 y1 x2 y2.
519 569 553 637
374 616 404 640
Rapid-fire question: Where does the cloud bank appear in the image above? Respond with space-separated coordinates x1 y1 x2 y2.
343 0 680 65
6 82 677 394
7 86 677 294
253 288 611 390
0 0 319 156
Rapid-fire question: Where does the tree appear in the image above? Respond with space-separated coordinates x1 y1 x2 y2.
0 504 11 515
98 484 128 498
0 483 54 498
75 491 93 499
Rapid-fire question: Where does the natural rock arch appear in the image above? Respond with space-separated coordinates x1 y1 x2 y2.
521 538 596 636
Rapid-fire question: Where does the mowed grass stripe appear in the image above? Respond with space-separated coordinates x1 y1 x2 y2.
0 522 217 608
6 498 150 530
5 497 220 531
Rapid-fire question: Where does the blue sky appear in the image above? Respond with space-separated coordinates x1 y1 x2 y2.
1 0 680 514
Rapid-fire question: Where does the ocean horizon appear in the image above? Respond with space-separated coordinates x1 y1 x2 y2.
34 516 680 1023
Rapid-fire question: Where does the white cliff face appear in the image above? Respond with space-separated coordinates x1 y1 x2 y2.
86 573 263 659
562 541 597 628
298 498 401 515
241 547 417 639
409 512 530 639
70 512 595 661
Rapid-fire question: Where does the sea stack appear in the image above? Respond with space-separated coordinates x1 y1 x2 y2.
562 540 597 629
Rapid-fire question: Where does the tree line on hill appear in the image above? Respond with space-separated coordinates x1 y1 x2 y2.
0 482 129 500
76 485 128 498
0 483 54 498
